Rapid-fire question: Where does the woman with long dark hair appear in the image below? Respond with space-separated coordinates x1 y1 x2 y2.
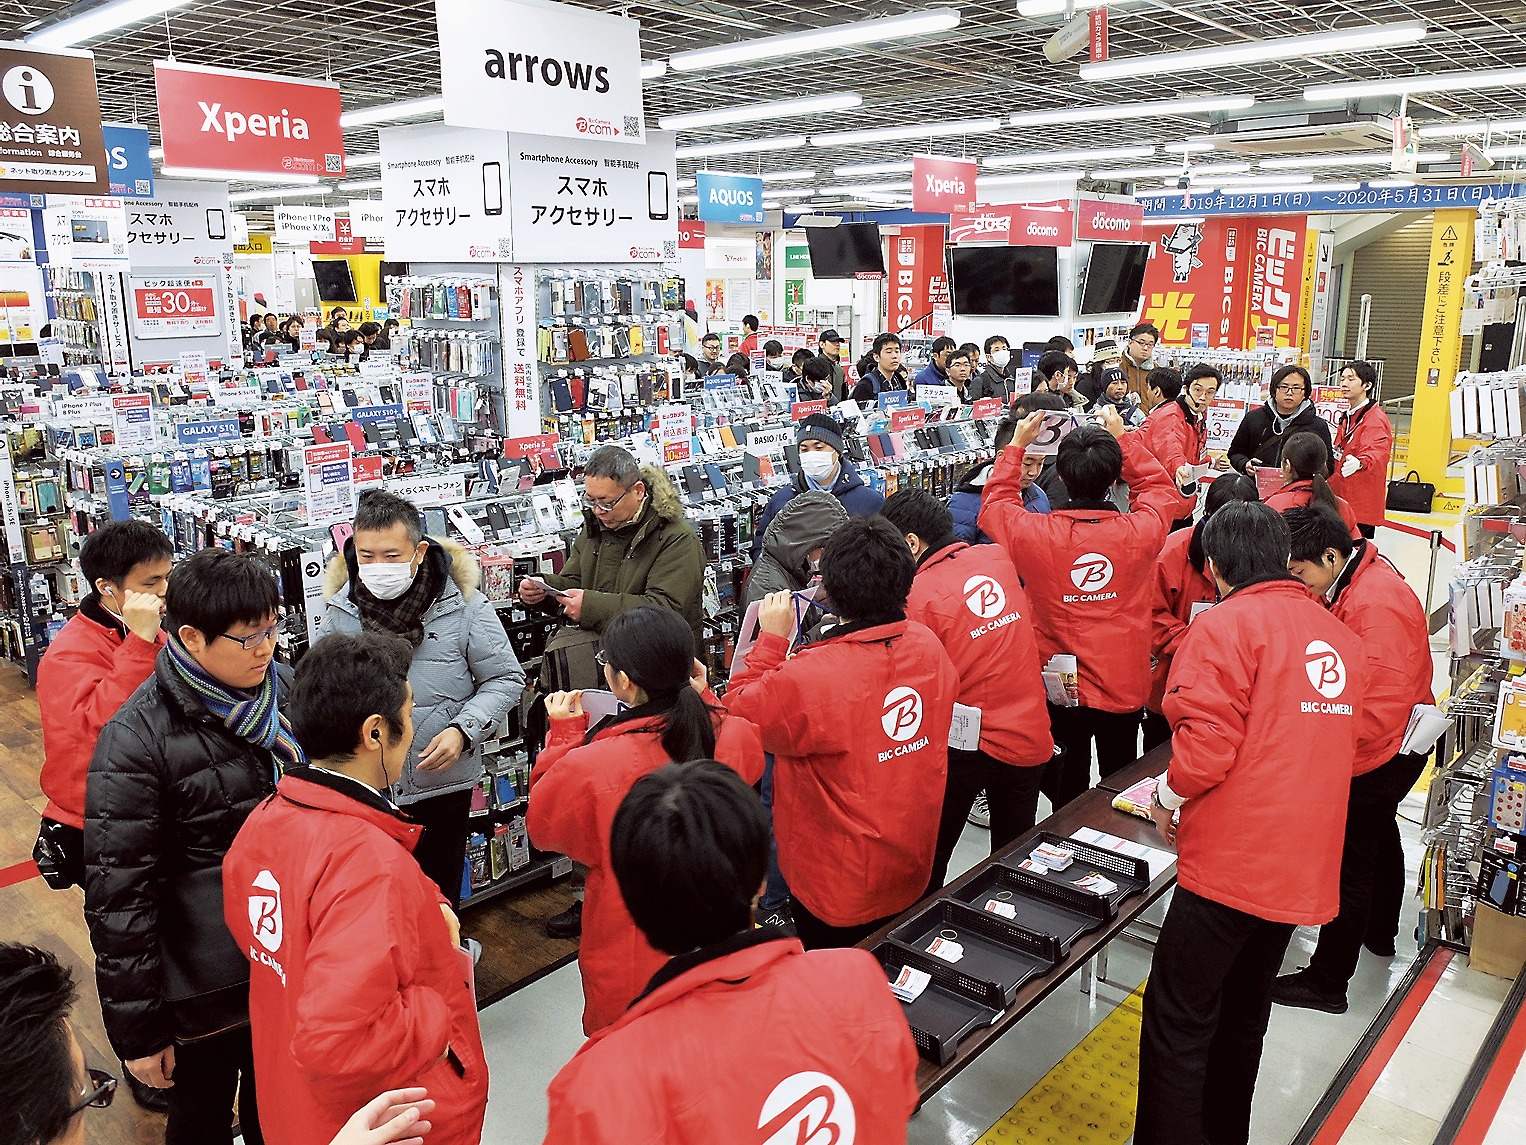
527 607 764 1034
1264 432 1361 538
1144 472 1258 750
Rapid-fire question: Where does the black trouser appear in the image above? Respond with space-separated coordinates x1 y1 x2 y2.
1306 751 1428 992
407 789 474 908
1137 887 1295 1145
1044 703 1141 809
789 896 894 951
164 1025 263 1145
1367 816 1408 950
1141 709 1172 753
928 747 1044 895
1357 522 1376 539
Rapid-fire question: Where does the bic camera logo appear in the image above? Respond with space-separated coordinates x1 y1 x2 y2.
963 574 1007 621
1304 640 1348 699
1069 552 1114 592
757 1071 856 1145
881 687 924 743
248 869 283 953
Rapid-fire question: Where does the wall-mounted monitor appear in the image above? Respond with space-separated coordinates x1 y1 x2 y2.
947 245 1061 317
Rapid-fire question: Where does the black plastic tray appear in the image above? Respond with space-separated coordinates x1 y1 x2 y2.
889 899 1061 1005
950 861 1113 954
873 942 1004 1066
1014 831 1151 915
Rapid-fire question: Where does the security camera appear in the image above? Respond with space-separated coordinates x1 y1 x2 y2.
1177 172 1192 191
1043 12 1092 64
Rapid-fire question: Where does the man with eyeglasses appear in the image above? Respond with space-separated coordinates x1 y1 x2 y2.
1119 322 1160 400
84 548 301 1145
1227 363 1334 475
1137 365 1221 530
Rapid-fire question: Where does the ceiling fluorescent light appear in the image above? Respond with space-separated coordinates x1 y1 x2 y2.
675 135 807 159
810 118 1001 148
340 96 445 128
677 177 695 189
162 167 322 185
1010 95 1255 129
1088 165 1181 180
229 186 335 203
1305 65 1526 102
345 152 383 169
1016 0 1133 15
1485 145 1526 160
641 60 667 80
1082 20 1427 82
832 161 914 177
1259 149 1449 170
1210 175 1316 190
1194 163 1252 176
765 187 818 199
689 169 817 187
1364 179 1416 188
336 178 383 191
980 169 1086 187
660 93 861 131
26 0 192 49
760 168 817 182
148 146 164 160
813 180 914 196
1163 140 1215 153
983 145 1156 168
670 8 962 72
1418 117 1526 140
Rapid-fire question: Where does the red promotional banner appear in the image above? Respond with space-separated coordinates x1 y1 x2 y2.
886 224 948 335
678 219 705 249
1090 8 1109 62
1139 216 1308 349
912 155 977 214
971 397 1005 420
790 399 828 421
890 406 926 431
950 203 1072 247
131 276 218 337
155 61 345 177
1075 198 1146 242
503 432 561 459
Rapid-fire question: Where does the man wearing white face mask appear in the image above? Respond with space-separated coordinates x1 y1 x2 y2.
320 490 525 906
967 335 1013 403
749 414 884 562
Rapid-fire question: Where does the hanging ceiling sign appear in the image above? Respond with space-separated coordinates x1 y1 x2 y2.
274 206 338 243
381 122 514 262
1075 196 1145 242
42 195 128 268
0 42 110 194
950 202 1072 247
436 0 645 145
102 123 154 198
696 171 764 225
126 179 234 267
347 199 385 238
911 155 977 214
154 61 345 177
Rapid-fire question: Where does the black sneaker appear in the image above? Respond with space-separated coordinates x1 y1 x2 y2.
122 1066 170 1113
1271 970 1348 1014
546 900 583 939
1364 935 1397 957
758 907 797 936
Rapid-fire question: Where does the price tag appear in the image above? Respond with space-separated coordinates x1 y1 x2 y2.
925 936 965 964
889 965 931 1003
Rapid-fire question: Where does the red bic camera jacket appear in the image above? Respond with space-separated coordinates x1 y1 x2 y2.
1136 396 1207 481
724 621 957 927
905 540 1053 766
223 770 487 1145
528 699 764 1034
1331 401 1394 528
977 429 1194 713
544 933 919 1145
1149 527 1217 715
1162 579 1367 925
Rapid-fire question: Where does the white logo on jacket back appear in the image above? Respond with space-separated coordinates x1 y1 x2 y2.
1069 552 1114 591
757 1071 856 1145
881 686 924 742
1304 640 1348 699
248 869 283 953
963 574 1007 620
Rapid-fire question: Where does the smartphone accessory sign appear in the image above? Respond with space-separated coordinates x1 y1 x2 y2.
379 122 514 263
154 61 345 176
696 172 765 225
123 179 234 268
436 0 646 145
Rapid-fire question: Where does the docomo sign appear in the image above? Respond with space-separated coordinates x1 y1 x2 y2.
155 61 345 176
1075 199 1145 242
950 202 1073 248
912 156 977 214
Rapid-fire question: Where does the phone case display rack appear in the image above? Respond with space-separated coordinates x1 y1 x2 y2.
42 266 116 370
387 274 504 431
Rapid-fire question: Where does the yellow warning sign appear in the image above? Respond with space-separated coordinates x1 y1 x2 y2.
1409 208 1473 488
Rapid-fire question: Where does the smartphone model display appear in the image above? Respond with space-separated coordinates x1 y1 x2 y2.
205 208 227 240
647 171 669 220
483 162 503 216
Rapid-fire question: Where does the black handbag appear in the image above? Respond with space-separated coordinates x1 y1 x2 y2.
1386 470 1435 514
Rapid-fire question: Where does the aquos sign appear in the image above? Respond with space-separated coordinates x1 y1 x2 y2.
1075 198 1145 242
696 171 764 225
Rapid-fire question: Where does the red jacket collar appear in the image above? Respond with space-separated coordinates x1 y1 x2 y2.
916 540 969 574
274 771 423 852
818 619 910 646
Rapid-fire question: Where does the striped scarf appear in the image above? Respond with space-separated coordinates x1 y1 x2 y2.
165 637 306 775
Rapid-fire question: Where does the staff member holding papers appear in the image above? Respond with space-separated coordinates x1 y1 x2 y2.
1273 506 1433 1015
880 490 1054 892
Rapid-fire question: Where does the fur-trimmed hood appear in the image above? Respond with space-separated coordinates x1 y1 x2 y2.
323 535 480 603
640 465 686 523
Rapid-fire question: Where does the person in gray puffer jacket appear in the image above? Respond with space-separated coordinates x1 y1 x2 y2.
320 490 524 905
744 489 847 609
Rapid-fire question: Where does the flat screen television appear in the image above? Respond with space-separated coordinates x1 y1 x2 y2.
1079 242 1150 316
379 260 410 295
947 245 1060 317
312 259 357 303
806 223 885 278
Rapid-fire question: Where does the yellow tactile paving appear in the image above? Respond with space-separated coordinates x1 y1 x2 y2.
976 982 1146 1144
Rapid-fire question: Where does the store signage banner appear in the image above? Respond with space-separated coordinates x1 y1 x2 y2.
696 171 764 225
1141 218 1249 349
1075 197 1145 242
950 202 1072 247
111 393 153 447
129 272 222 339
678 219 705 249
126 179 234 267
175 417 242 445
103 123 154 198
235 233 272 255
911 156 976 215
274 206 337 243
436 0 645 144
1242 218 1309 348
0 43 110 194
346 199 385 238
155 61 345 177
381 122 513 262
1138 182 1526 218
886 225 947 336
503 263 540 436
506 129 677 262
303 441 356 528
42 195 128 268
0 260 47 347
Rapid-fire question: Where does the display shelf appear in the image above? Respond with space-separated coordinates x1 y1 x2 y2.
460 851 572 911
